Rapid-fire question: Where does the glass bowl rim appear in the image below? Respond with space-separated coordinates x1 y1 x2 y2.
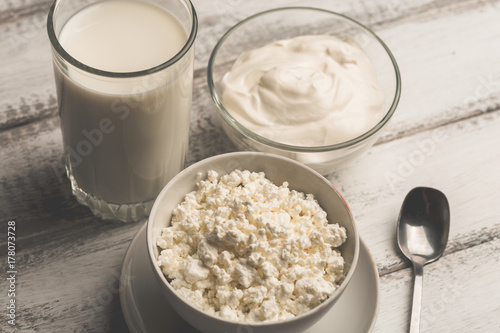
207 6 402 153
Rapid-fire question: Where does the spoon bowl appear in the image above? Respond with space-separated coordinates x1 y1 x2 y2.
397 187 450 333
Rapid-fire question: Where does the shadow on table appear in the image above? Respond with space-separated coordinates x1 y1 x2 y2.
110 305 131 333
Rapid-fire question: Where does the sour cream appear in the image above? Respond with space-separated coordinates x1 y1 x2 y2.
221 35 385 146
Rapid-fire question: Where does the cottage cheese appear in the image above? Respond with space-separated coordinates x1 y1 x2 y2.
157 169 347 322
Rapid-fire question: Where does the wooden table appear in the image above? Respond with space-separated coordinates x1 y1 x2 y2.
1 0 499 332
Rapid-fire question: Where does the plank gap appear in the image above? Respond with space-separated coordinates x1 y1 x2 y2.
375 99 500 146
379 223 500 276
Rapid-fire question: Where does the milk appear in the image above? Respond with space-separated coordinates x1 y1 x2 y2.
51 0 195 215
59 0 187 72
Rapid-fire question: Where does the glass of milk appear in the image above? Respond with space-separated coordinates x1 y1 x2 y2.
47 0 197 222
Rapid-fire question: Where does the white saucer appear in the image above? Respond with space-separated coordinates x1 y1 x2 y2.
120 222 380 333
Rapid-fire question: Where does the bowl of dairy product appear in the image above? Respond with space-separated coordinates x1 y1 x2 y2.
208 7 401 174
147 152 359 333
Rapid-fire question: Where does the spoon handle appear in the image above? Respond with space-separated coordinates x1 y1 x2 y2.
410 260 424 333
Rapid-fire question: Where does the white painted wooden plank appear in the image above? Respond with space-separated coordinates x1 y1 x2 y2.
11 221 142 332
1 1 500 332
376 0 500 142
0 0 50 13
0 7 57 130
5 102 500 331
189 0 439 66
1 96 498 280
7 220 499 332
374 236 500 332
327 103 500 274
0 1 498 288
2 0 499 135
1 70 499 273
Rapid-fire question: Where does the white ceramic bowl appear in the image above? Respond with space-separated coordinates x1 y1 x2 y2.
207 7 401 175
147 152 359 333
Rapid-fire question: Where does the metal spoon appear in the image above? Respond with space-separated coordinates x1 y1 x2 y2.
397 187 450 333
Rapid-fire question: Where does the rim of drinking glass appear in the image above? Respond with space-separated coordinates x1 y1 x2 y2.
207 7 401 153
47 0 198 78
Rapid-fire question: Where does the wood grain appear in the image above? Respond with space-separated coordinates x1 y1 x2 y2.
1 0 499 332
329 109 500 275
2 0 500 133
375 236 500 333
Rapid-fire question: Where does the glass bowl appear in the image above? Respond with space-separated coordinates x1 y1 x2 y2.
207 7 401 174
